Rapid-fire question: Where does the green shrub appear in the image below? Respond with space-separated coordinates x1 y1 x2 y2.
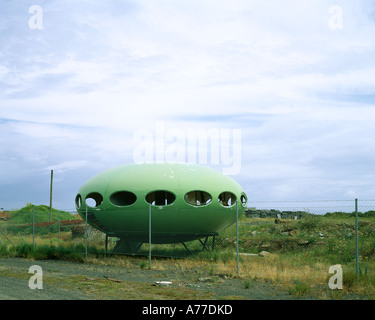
343 270 357 289
0 243 85 262
14 243 35 258
0 244 10 257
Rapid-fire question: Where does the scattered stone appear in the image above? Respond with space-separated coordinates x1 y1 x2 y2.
198 277 213 282
259 251 270 257
155 281 172 287
274 218 287 224
297 239 309 246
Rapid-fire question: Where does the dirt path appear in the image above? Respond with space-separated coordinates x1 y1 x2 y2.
0 257 301 300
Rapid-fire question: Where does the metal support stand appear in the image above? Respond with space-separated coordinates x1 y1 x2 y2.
199 236 210 251
181 242 193 255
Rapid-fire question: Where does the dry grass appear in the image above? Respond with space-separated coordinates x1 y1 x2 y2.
2 215 374 299
237 254 328 284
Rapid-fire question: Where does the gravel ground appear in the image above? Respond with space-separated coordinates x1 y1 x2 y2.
0 257 304 300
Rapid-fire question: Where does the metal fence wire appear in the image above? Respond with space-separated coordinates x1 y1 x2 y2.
0 199 374 277
243 200 375 270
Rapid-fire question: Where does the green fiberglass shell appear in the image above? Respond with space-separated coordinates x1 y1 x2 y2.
75 163 247 244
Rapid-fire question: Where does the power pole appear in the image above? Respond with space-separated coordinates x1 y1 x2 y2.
49 169 53 222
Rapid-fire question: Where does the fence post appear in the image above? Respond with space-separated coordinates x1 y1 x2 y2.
355 198 359 279
149 203 152 266
58 210 60 246
85 206 88 259
105 234 108 258
32 205 35 249
236 200 239 275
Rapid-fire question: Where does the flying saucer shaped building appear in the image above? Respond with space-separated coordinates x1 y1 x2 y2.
75 163 247 253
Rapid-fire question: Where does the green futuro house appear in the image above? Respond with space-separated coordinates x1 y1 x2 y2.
75 163 247 253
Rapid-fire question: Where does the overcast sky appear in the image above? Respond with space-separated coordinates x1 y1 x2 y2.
1 0 375 210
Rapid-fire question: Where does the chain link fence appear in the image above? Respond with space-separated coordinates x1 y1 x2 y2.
241 200 375 268
1 200 374 278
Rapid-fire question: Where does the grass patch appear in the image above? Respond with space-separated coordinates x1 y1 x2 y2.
1 209 374 299
1 243 85 263
62 275 216 300
288 280 312 297
10 204 75 224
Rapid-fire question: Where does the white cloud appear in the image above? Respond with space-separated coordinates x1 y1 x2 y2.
44 160 89 174
1 0 375 209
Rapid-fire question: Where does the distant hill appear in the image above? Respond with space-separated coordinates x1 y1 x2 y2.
10 204 75 224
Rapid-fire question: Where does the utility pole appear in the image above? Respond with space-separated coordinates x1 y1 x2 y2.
49 169 53 222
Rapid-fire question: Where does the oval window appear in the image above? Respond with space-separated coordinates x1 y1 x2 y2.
110 191 137 206
75 194 82 209
218 192 237 207
184 190 212 206
145 190 175 206
240 193 247 207
85 192 103 207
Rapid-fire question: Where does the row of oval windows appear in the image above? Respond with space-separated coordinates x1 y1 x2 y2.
75 190 247 209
